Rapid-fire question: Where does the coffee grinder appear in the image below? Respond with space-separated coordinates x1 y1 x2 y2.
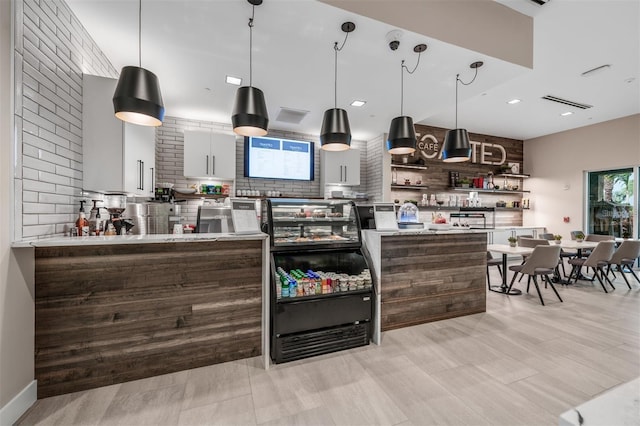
103 194 135 235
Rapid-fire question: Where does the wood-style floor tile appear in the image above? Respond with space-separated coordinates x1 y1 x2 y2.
177 394 256 426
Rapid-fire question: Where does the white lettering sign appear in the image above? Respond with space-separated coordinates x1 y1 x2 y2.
416 132 507 165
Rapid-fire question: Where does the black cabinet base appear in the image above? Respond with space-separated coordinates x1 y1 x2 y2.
272 322 370 364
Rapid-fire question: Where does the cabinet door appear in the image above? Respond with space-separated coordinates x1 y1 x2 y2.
123 124 155 196
184 130 213 178
209 133 237 179
322 148 360 185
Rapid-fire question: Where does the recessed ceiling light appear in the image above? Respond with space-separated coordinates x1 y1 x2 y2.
351 100 366 107
225 75 242 86
561 111 573 116
507 99 521 105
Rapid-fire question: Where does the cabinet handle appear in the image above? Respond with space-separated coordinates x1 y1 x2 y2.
136 160 142 190
141 160 144 190
340 165 343 182
150 167 155 193
211 155 215 175
344 165 347 182
206 155 209 175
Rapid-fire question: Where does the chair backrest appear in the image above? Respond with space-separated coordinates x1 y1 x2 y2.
583 241 616 267
586 234 615 242
539 233 555 240
609 240 640 264
518 237 550 248
521 245 562 274
570 230 584 240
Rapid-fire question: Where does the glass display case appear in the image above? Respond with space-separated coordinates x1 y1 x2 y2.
262 198 361 251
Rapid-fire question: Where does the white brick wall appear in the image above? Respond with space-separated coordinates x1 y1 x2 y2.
365 134 385 203
14 0 117 239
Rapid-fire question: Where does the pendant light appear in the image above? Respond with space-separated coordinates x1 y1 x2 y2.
232 0 269 137
442 61 483 162
112 0 164 127
320 22 355 151
386 44 427 155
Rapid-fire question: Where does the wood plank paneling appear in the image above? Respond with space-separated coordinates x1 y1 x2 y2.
35 239 263 398
380 233 486 331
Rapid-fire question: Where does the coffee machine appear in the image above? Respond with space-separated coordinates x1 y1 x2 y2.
154 187 175 202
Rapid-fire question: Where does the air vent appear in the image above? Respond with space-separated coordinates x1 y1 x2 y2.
528 0 550 5
541 95 593 110
275 107 309 124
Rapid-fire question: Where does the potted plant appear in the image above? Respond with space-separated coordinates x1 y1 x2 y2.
574 231 585 242
553 234 562 244
508 236 517 247
459 178 471 188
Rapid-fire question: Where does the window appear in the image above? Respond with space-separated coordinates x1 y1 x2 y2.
586 168 635 238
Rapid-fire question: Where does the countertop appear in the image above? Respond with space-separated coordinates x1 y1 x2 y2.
362 228 490 237
12 232 268 248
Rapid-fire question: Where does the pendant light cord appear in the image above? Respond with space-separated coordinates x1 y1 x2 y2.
454 66 480 128
400 49 423 116
248 6 255 87
138 0 141 67
333 31 350 109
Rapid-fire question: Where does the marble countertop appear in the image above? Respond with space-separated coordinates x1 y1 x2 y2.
12 232 268 248
362 228 490 237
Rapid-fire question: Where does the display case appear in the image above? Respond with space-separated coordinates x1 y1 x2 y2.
262 199 372 364
262 198 361 251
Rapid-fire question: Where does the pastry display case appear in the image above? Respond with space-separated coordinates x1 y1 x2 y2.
262 198 361 251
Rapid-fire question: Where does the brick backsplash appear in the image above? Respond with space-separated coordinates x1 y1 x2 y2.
14 0 117 239
156 116 370 225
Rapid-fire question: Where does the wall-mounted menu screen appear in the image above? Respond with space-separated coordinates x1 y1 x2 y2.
244 136 315 181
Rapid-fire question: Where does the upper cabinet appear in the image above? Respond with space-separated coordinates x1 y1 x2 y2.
321 148 360 186
82 75 156 196
183 130 236 179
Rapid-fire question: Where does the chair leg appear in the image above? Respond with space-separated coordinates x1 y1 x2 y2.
568 265 578 283
532 275 545 306
594 270 608 293
601 267 615 290
526 276 531 293
486 266 491 290
507 271 518 293
545 275 563 302
618 265 631 289
497 265 503 279
518 272 525 283
561 259 567 278
625 264 640 284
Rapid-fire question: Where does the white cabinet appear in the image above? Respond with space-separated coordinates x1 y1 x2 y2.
183 130 236 179
82 74 156 196
321 148 360 185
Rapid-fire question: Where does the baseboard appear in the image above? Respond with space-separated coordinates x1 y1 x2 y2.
0 380 37 426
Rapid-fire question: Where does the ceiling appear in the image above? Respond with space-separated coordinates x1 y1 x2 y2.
66 0 639 142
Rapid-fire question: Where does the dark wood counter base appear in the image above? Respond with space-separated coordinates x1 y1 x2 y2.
379 233 486 331
35 239 263 398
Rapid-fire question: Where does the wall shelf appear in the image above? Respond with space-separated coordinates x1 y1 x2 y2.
391 184 429 190
496 173 530 179
451 188 530 194
391 163 428 170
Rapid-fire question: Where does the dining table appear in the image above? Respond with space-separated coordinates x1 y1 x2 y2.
487 244 533 295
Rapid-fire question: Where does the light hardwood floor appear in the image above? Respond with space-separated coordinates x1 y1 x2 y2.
18 265 640 426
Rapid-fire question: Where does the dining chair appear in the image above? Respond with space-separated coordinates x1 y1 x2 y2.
607 240 640 289
581 234 615 258
539 233 554 240
515 237 550 282
486 251 503 290
567 241 616 292
507 245 563 305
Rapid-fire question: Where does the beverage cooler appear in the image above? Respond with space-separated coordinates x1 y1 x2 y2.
262 199 373 364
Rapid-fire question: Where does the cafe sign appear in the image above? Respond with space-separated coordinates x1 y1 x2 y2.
416 132 507 166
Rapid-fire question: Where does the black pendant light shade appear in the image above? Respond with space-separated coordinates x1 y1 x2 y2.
113 66 165 127
320 108 351 151
442 128 472 162
386 116 416 155
232 86 269 136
